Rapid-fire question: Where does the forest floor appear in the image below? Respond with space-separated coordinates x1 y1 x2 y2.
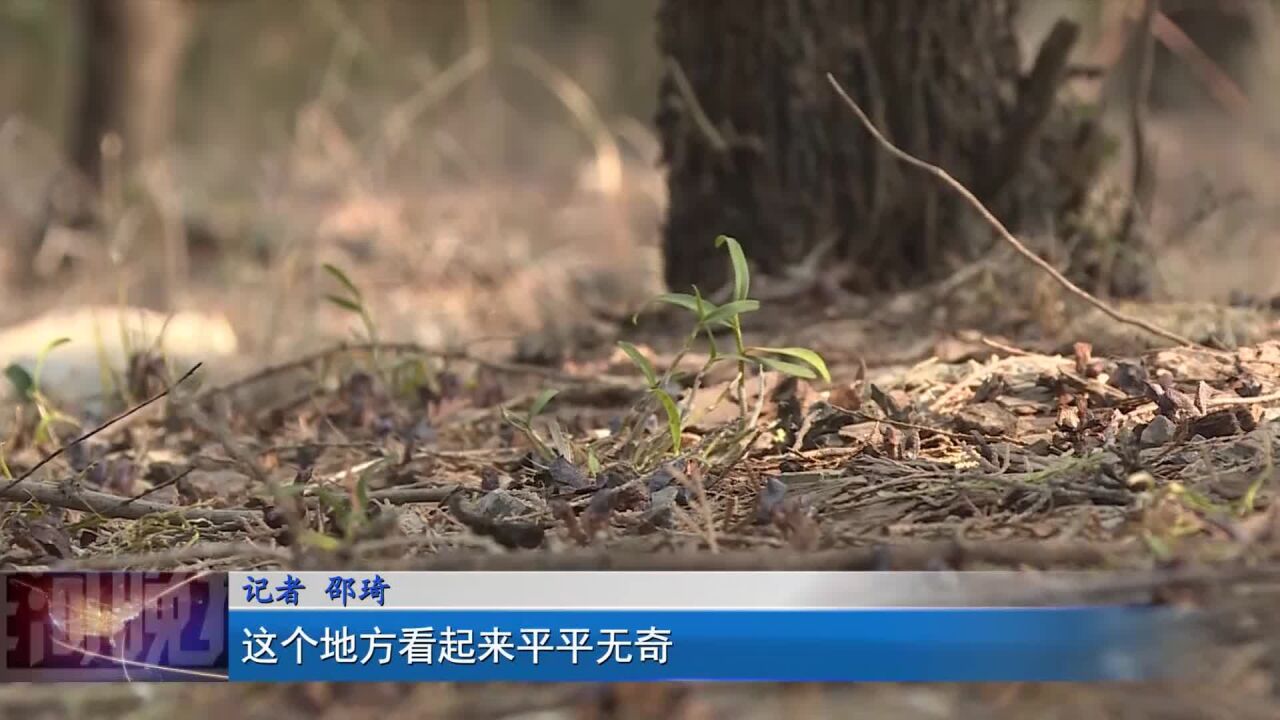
2 109 1280 718
1 272 1280 718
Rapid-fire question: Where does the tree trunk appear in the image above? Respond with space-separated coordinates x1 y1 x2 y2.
22 0 196 304
657 0 1103 295
73 0 192 187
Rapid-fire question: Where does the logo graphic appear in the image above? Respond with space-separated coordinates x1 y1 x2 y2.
3 572 227 681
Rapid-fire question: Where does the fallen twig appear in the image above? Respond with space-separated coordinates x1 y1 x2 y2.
51 541 289 570
825 73 1199 349
1204 390 1280 408
367 484 459 504
117 466 196 506
0 479 257 526
979 336 1036 357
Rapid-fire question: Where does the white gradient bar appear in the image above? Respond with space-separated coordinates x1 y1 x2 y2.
228 571 1140 610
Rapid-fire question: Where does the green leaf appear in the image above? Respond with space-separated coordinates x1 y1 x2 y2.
4 364 33 399
352 475 371 522
692 286 711 321
701 299 760 328
281 483 307 497
748 346 831 382
322 263 363 301
1239 471 1268 516
314 486 346 517
716 235 751 302
37 337 70 357
502 403 553 460
528 388 560 419
586 447 602 476
325 294 364 313
652 292 703 314
617 341 658 387
1141 531 1171 562
753 355 818 379
33 337 70 390
652 388 683 454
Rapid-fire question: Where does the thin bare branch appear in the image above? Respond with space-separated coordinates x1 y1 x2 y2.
1 363 202 495
51 541 288 570
825 73 1198 349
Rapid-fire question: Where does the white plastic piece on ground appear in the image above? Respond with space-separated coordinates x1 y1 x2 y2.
0 305 239 405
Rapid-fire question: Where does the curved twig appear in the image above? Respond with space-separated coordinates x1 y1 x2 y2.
826 73 1198 349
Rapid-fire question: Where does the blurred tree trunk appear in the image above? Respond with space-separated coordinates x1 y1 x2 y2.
1151 1 1259 112
73 0 192 187
22 0 196 303
657 0 1107 295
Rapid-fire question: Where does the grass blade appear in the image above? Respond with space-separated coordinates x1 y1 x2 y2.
652 292 703 313
325 295 364 314
652 388 683 455
702 299 760 328
4 364 33 399
754 355 818 379
33 337 70 390
617 341 659 387
749 346 831 382
322 263 363 301
529 388 560 419
715 235 751 302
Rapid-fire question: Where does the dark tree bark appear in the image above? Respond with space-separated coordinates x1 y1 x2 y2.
19 0 195 299
72 0 192 187
657 0 1104 295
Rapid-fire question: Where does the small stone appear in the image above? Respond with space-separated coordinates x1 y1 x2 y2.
870 385 914 421
1139 415 1178 447
1208 472 1256 501
1109 362 1149 397
952 402 1018 436
640 486 680 529
642 460 686 493
546 455 592 490
754 477 789 524
474 489 536 521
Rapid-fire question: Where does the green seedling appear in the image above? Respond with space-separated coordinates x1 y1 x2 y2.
620 235 830 456
323 262 390 386
4 336 79 444
307 469 376 549
500 388 560 460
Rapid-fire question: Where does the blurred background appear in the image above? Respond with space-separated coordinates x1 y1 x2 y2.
0 0 1278 380
0 0 667 381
